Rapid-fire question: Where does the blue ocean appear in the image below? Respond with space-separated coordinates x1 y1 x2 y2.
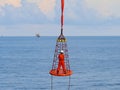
0 36 120 90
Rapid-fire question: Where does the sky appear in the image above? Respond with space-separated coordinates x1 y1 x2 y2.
0 0 120 36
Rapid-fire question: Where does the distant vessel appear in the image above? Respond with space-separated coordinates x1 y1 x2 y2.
36 34 40 37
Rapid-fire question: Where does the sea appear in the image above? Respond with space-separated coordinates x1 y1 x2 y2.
0 36 120 90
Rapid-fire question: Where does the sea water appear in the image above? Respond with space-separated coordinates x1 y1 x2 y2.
0 36 120 90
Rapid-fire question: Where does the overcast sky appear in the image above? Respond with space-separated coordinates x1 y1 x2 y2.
0 0 120 36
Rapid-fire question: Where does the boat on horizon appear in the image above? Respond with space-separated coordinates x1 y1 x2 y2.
36 34 40 37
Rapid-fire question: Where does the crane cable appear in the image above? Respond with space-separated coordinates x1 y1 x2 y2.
61 0 64 29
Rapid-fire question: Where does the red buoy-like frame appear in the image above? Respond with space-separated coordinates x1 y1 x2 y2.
49 0 72 77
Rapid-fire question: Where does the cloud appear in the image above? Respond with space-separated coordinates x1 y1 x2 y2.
65 0 79 20
64 0 120 21
83 0 120 19
0 0 21 16
0 0 120 25
0 0 21 7
27 0 56 19
63 0 120 25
